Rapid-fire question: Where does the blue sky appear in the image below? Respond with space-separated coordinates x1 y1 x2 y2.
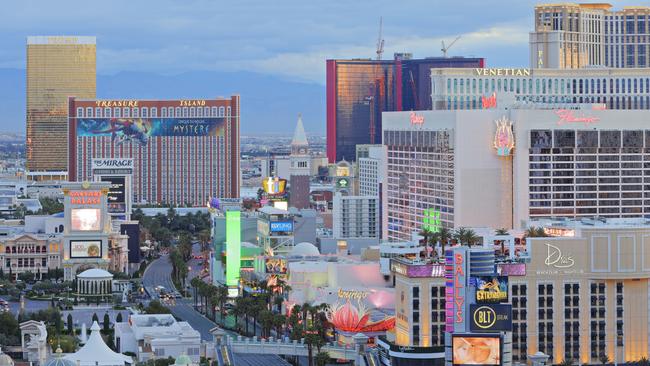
0 0 641 134
2 0 554 81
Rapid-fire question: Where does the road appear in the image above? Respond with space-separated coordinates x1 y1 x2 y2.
142 251 238 341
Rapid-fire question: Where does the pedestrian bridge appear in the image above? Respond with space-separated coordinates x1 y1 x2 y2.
216 335 372 365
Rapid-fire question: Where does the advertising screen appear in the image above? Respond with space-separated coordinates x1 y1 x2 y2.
474 276 508 303
265 258 288 274
270 221 293 233
469 304 513 332
76 118 225 146
70 208 101 231
70 240 102 258
452 335 501 366
101 176 126 213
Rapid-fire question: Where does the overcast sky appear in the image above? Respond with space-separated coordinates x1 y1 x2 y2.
0 0 637 85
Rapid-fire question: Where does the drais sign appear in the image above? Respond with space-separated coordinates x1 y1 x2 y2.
544 243 574 268
493 117 514 156
555 109 599 126
481 92 497 109
409 112 424 125
446 249 466 332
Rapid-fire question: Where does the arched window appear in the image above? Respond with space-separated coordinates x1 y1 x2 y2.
77 107 84 117
190 107 195 117
176 107 181 117
132 107 139 117
162 107 168 117
211 107 218 117
95 107 102 117
86 107 93 117
104 108 111 118
150 107 157 117
123 107 130 118
219 107 225 116
204 107 210 116
141 107 148 118
182 107 188 117
114 107 121 118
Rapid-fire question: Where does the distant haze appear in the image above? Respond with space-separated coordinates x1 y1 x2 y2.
0 68 325 136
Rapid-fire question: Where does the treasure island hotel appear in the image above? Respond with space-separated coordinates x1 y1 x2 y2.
26 36 96 181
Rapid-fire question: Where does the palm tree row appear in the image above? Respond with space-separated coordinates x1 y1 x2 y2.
418 226 481 257
188 275 331 366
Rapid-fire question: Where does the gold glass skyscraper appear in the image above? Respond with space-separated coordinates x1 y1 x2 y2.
26 36 96 179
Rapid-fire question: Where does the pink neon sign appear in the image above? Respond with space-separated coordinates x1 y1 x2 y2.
482 92 497 109
410 112 424 125
555 109 599 126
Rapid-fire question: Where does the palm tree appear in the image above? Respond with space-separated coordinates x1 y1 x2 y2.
559 359 574 366
438 227 452 257
190 277 201 307
453 227 480 247
315 352 330 366
524 226 548 238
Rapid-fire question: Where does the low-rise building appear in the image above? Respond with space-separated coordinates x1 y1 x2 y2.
114 314 201 363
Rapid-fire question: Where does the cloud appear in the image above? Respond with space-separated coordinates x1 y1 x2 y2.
222 22 530 84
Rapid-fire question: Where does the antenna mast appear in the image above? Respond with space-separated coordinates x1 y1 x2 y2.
376 17 385 60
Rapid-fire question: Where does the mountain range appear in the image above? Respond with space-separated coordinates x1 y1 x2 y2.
0 68 326 136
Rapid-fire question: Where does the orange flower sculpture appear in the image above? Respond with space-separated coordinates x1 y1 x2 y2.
326 300 395 333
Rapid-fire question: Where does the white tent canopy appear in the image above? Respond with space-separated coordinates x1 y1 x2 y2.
64 321 132 366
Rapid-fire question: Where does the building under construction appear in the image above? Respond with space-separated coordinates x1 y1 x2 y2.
326 54 485 163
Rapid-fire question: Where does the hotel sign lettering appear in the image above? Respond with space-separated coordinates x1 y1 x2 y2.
474 68 531 76
555 109 599 126
535 243 583 276
69 191 101 205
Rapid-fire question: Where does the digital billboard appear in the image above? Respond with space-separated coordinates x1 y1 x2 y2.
70 240 102 258
76 118 225 146
270 221 293 233
452 335 501 366
226 210 241 292
265 258 287 274
474 276 508 303
101 176 126 214
262 177 287 195
469 304 513 332
70 208 101 231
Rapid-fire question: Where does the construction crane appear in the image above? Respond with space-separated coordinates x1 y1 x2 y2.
376 17 385 60
441 35 461 58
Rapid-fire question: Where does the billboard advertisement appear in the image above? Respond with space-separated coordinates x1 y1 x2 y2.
496 263 526 276
452 335 501 366
70 240 102 258
390 260 445 278
469 304 513 332
270 221 293 233
70 208 101 231
262 177 287 196
474 276 508 303
101 176 126 214
76 118 225 146
265 258 287 274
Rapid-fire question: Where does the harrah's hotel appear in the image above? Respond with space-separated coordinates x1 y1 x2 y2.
68 97 240 206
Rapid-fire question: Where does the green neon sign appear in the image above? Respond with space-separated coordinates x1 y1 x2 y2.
225 210 241 288
422 208 441 233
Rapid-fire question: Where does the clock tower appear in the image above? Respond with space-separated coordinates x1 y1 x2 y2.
289 114 311 209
